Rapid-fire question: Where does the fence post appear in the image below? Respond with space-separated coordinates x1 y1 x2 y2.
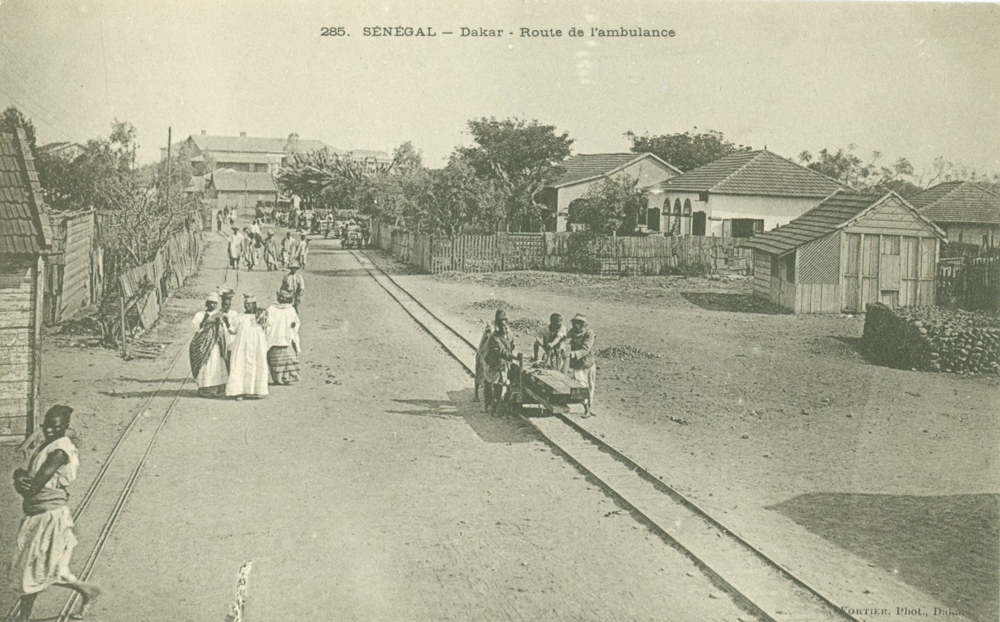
119 283 128 359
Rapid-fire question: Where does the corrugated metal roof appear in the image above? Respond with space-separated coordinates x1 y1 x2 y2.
652 150 844 198
910 181 1000 225
0 130 49 255
209 170 278 193
740 190 893 256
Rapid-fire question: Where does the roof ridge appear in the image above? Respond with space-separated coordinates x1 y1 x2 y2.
767 149 848 189
919 181 966 210
708 150 764 192
968 181 1000 199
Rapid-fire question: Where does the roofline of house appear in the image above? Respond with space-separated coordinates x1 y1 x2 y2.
549 152 682 189
655 149 848 194
741 190 946 257
13 128 51 252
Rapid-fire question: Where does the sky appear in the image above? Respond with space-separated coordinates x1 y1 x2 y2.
0 0 998 180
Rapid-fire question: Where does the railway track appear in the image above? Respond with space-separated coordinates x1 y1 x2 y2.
348 248 861 622
5 341 192 622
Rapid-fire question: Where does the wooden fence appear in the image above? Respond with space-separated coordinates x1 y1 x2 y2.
117 222 203 332
373 223 751 276
937 256 1000 312
43 210 106 325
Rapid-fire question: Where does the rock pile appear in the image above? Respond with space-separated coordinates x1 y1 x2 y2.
596 345 663 361
863 303 1000 375
470 299 520 311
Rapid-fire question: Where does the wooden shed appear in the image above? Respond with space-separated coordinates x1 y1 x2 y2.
741 190 946 314
0 128 53 443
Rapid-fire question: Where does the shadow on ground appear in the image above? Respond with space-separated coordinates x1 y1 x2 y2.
769 492 1000 622
680 292 791 315
388 390 539 444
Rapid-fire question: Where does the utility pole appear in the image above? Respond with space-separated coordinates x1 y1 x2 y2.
166 126 172 210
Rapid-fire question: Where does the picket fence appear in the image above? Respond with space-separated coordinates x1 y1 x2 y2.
937 256 1000 312
373 223 751 276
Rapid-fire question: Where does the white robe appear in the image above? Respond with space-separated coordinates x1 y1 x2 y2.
265 304 301 350
225 313 270 397
10 437 80 595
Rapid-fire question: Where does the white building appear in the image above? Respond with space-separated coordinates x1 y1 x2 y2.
648 150 846 237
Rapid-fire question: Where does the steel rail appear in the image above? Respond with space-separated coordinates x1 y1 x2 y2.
348 248 862 622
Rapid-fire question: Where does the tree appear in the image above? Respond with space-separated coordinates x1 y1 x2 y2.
418 157 508 235
276 149 392 213
392 141 424 174
0 106 38 152
568 175 647 235
624 128 751 172
456 117 573 231
798 145 915 191
919 157 1000 188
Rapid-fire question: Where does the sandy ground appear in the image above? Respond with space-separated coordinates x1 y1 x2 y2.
1 230 762 622
369 256 1000 622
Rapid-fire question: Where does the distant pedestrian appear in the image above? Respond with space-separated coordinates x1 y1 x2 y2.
227 209 236 228
10 406 101 622
215 210 223 232
228 228 244 271
242 228 257 271
225 295 270 400
263 232 279 271
281 262 306 311
297 236 310 270
482 310 516 415
533 313 568 374
280 232 295 267
266 288 301 385
190 293 229 397
567 314 596 417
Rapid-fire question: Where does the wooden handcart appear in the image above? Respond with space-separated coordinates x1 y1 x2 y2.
507 354 589 415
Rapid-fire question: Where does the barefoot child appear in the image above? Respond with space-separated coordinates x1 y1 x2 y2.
10 405 101 621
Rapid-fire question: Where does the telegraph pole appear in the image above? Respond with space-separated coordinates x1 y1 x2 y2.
166 126 172 209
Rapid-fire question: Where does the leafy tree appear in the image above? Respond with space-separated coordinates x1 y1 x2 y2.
624 128 751 172
798 145 915 191
419 157 508 235
567 175 647 235
919 157 1000 188
0 106 38 152
392 141 424 174
456 117 573 231
276 148 392 213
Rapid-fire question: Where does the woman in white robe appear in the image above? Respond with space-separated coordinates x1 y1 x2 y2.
225 295 270 399
265 289 301 385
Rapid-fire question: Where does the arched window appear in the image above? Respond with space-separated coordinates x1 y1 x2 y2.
673 199 682 214
683 199 693 235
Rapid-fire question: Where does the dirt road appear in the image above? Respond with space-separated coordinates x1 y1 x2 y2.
9 232 754 621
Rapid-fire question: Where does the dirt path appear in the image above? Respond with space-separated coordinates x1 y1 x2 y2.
369 255 1000 622
8 232 757 621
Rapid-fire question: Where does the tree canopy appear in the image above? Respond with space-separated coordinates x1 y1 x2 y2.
797 145 917 193
624 129 751 173
456 117 573 231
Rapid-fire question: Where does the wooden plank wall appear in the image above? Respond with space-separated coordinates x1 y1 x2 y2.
752 251 771 299
0 260 35 439
795 284 841 313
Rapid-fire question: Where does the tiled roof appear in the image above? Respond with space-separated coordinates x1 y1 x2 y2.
209 170 278 193
741 190 892 256
190 134 339 155
909 181 1000 225
652 150 844 198
0 129 49 255
549 153 680 188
